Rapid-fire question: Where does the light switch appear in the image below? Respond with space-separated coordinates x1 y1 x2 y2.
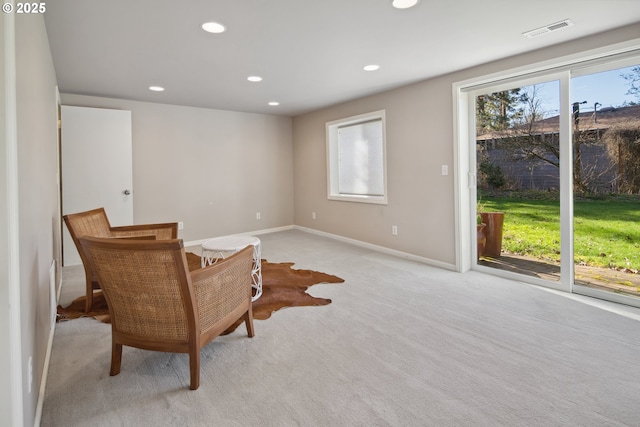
442 165 448 176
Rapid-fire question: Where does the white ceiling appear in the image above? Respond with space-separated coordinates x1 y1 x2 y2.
44 0 640 116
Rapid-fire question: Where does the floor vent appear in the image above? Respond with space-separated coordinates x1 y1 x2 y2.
523 19 574 38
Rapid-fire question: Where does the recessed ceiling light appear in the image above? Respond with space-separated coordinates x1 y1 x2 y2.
247 76 263 82
392 0 419 9
201 22 226 34
149 86 165 92
268 102 280 106
363 64 380 71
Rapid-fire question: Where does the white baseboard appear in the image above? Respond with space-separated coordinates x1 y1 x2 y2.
34 316 55 427
294 226 457 271
49 261 56 328
184 224 455 271
35 260 58 427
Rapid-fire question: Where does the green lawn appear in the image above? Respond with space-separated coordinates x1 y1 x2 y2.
481 194 640 271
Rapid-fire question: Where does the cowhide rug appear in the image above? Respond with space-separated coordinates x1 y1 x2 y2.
57 252 344 334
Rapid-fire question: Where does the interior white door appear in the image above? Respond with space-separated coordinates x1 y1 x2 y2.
61 105 133 266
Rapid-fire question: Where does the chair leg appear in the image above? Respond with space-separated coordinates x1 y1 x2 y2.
189 350 200 390
110 342 122 376
244 307 255 338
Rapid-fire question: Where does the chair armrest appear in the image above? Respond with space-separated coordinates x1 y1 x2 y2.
190 246 253 331
110 222 178 240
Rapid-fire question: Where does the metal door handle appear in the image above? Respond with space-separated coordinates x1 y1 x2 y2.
123 189 131 195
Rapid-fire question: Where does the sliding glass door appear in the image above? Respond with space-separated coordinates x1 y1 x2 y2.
461 51 640 307
475 79 562 285
570 63 640 303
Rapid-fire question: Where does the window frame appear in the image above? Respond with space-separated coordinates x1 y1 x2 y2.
326 110 388 205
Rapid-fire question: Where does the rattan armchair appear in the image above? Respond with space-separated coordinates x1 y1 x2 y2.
63 207 178 312
78 237 255 390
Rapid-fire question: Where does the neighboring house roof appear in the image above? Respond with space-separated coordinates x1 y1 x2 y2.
477 104 640 141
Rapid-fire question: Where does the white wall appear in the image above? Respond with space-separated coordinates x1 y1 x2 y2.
292 23 640 268
293 80 456 265
61 94 294 242
14 12 59 427
1 9 15 425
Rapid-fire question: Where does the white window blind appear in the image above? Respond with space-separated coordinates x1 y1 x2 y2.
326 110 387 204
337 119 384 196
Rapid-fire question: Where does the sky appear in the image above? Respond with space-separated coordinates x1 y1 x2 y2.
517 64 638 117
572 65 637 111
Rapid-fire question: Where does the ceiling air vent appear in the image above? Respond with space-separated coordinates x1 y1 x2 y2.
522 19 574 38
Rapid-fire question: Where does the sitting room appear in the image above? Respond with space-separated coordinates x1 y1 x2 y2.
3 1 640 425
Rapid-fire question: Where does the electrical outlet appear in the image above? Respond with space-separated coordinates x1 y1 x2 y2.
442 165 448 176
392 225 398 235
178 221 184 230
312 212 316 220
256 212 261 220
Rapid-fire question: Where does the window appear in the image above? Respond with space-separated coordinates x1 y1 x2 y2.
326 110 387 204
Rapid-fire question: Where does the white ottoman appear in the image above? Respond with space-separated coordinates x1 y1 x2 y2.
201 235 262 301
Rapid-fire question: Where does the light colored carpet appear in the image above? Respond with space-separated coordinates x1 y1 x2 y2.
42 229 640 426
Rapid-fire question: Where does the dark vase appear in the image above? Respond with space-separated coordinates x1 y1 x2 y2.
477 223 486 259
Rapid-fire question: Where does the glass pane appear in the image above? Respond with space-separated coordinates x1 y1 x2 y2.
476 81 562 283
572 64 640 299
